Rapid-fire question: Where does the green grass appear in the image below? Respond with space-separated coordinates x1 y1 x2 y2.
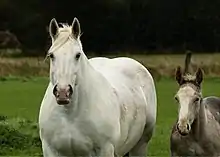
0 77 48 121
1 77 220 156
0 117 41 156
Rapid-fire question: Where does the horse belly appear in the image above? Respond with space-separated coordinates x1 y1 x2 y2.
115 89 148 154
117 109 147 154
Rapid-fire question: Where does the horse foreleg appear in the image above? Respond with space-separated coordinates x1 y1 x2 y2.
41 140 58 157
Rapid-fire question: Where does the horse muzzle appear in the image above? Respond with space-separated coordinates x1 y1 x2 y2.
53 84 73 105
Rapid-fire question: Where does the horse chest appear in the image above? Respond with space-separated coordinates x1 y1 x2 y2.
41 117 93 155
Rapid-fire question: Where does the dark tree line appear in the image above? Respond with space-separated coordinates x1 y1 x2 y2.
1 0 220 56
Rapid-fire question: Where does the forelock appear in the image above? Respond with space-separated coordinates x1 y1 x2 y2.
48 24 82 53
182 74 196 82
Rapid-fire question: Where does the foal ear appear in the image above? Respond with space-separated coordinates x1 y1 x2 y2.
195 68 203 85
71 17 81 39
176 66 183 85
49 18 59 41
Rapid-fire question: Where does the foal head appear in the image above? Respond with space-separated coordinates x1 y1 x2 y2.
174 52 203 136
47 18 83 105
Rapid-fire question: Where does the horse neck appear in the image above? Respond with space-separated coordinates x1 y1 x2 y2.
78 54 107 87
191 98 207 141
69 54 112 116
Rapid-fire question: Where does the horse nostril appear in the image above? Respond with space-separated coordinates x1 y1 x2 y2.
187 124 190 130
53 84 58 96
68 84 73 96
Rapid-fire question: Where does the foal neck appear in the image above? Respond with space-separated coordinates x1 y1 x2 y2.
191 99 206 141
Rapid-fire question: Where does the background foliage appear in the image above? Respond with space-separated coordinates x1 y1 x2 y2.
1 0 220 56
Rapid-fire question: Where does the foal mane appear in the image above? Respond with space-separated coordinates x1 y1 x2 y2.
181 51 196 84
177 51 202 90
183 51 192 75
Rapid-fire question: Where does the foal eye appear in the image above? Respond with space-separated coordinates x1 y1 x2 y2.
194 97 200 102
75 53 81 60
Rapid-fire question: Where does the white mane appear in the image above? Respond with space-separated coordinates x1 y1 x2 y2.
48 23 82 53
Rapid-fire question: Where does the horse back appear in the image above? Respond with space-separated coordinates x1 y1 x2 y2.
203 96 220 124
89 57 153 83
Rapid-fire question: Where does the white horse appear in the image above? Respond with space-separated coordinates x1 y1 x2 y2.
38 17 157 156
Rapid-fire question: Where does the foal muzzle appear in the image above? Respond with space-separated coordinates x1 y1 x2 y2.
53 84 73 105
176 122 191 136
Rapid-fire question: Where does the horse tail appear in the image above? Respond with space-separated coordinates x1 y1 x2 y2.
183 51 192 74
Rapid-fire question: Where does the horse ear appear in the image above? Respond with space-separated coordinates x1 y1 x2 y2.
195 68 203 85
71 17 81 39
49 18 59 41
176 66 183 85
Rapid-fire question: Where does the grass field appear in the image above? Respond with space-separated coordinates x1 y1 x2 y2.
1 77 220 156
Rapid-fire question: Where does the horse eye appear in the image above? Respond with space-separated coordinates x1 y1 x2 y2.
75 53 81 60
174 96 179 102
48 53 54 59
